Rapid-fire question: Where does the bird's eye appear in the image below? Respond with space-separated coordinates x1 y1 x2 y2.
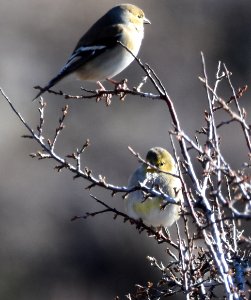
138 14 143 19
159 162 165 166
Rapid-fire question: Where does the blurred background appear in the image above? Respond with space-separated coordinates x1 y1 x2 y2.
0 0 251 299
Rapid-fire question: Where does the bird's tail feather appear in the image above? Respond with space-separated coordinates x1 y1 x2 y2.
32 71 66 101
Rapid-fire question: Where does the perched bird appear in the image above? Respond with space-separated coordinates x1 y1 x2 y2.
33 4 150 100
125 147 182 228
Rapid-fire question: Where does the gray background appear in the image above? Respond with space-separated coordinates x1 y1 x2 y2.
1 1 251 299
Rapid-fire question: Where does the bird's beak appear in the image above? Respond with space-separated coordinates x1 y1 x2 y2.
146 165 155 173
144 17 151 25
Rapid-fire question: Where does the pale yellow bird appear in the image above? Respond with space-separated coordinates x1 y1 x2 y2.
33 4 150 100
125 147 182 228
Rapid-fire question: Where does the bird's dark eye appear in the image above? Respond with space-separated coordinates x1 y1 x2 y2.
159 162 165 166
138 14 143 18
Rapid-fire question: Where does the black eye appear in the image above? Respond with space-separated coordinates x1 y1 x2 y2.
159 162 165 166
138 14 143 18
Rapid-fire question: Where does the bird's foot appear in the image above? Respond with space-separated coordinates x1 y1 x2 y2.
107 78 128 101
96 81 106 91
107 78 128 89
96 81 112 106
156 226 170 239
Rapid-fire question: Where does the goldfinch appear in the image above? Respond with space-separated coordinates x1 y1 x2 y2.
33 4 150 100
125 147 182 228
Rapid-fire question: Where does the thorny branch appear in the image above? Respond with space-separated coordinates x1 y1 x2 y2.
72 194 179 249
1 52 251 299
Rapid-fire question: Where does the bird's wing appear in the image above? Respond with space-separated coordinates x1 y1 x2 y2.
63 24 124 75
